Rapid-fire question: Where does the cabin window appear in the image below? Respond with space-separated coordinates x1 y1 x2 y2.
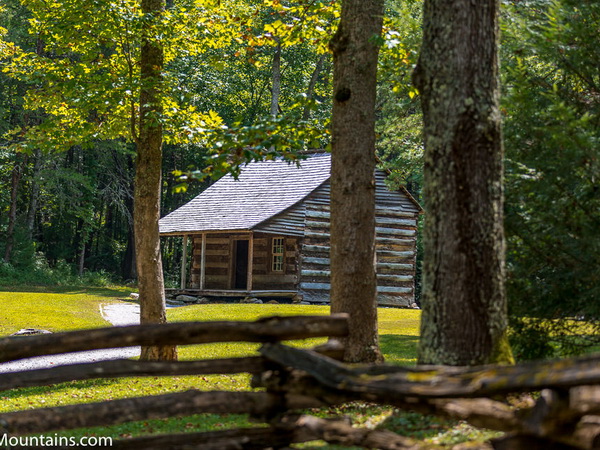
271 237 284 272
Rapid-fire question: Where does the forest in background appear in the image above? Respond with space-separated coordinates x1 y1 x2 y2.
1 0 599 359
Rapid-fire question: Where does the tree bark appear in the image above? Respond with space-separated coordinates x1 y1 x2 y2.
135 0 176 361
413 0 513 365
329 0 384 363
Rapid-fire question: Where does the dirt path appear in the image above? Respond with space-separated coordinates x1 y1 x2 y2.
0 302 141 373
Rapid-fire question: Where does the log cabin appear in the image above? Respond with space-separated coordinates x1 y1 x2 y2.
159 153 422 306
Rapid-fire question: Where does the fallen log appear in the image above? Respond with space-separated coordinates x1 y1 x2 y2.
572 415 600 449
259 344 600 448
0 314 349 363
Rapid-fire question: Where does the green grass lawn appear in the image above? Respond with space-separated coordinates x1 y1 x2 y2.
0 289 497 446
169 304 421 365
0 286 130 335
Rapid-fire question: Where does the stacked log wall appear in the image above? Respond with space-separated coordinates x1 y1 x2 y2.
190 234 201 288
251 235 298 290
298 173 419 306
191 233 235 290
255 203 306 236
373 172 419 306
298 182 331 302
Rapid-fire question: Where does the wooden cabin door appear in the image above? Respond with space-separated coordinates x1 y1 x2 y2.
232 239 249 289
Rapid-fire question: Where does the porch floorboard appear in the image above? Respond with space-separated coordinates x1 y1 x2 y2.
165 289 298 298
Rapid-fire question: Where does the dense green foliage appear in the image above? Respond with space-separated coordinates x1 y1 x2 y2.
0 0 334 283
380 0 600 360
376 0 423 194
502 0 600 359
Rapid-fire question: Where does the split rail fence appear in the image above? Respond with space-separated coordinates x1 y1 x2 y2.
0 314 600 449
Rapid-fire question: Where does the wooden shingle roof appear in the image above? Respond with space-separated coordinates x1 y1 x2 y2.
159 153 332 235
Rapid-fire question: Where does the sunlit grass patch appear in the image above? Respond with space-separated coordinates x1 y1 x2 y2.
0 287 131 335
169 303 421 364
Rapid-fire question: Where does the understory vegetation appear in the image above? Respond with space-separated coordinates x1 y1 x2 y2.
0 254 116 288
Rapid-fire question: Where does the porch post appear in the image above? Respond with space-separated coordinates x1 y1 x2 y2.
200 233 206 290
247 232 254 291
180 235 188 290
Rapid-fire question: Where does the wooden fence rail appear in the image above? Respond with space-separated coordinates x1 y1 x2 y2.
0 357 265 391
259 342 600 397
0 314 349 363
1 314 600 449
0 391 323 435
257 343 600 449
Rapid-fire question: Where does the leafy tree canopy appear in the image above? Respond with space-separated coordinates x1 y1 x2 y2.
502 0 600 358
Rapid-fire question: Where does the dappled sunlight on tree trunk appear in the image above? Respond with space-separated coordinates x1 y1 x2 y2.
329 0 385 364
413 0 513 366
135 0 177 361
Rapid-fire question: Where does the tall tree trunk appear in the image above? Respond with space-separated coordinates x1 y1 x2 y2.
122 223 136 280
302 54 327 121
413 0 513 365
26 149 42 240
329 0 385 363
78 230 87 276
135 0 177 361
4 154 24 263
270 41 282 118
121 156 136 280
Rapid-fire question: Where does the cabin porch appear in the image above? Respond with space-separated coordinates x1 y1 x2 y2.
169 231 299 295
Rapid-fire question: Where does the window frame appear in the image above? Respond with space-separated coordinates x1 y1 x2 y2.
271 237 285 273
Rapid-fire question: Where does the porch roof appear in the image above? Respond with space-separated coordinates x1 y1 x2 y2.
159 153 331 235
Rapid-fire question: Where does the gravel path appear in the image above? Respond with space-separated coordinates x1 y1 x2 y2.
0 302 142 373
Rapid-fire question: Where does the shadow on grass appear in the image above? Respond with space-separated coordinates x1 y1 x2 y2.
1 378 117 399
0 286 131 297
377 410 460 441
379 334 419 366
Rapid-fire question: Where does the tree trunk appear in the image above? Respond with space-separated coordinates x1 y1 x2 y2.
4 154 24 263
302 54 327 121
26 149 42 240
270 41 282 118
135 0 176 361
413 0 513 365
329 0 385 363
78 231 87 276
121 155 136 280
